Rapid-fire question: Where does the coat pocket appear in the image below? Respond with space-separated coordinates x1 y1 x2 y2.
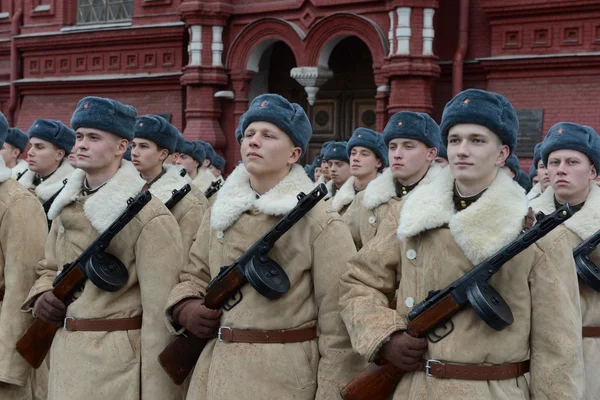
110 330 140 371
284 341 317 390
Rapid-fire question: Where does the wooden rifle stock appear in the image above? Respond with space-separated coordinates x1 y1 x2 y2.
16 266 87 368
158 268 246 385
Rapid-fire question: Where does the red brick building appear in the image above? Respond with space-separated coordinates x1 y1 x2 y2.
0 0 599 171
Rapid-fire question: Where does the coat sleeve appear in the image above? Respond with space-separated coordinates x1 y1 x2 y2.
339 217 406 363
0 196 47 386
135 213 184 400
164 209 212 333
528 231 584 399
21 211 61 311
312 214 364 400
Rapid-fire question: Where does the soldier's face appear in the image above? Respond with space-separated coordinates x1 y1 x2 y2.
447 124 509 188
0 142 20 166
388 138 437 185
131 138 168 174
209 164 222 177
164 152 179 165
314 167 322 181
350 146 381 179
240 121 301 177
27 138 65 176
547 149 595 203
176 154 199 178
537 159 550 190
74 128 128 172
328 160 351 187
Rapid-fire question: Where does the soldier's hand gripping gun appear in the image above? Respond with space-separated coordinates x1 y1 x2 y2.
341 204 572 400
158 183 328 385
573 227 600 292
15 191 153 369
204 180 222 199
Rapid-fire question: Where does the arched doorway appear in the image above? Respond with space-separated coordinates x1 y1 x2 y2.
306 36 377 159
248 41 305 106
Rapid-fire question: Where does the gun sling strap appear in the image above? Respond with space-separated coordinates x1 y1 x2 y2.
583 326 600 337
63 316 142 332
217 326 317 343
418 359 529 380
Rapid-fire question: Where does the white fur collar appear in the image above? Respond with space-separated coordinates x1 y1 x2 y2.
48 160 146 233
398 168 528 265
148 164 189 204
11 159 28 180
527 183 542 200
530 184 600 241
192 168 216 192
19 160 74 202
362 164 442 210
211 164 314 231
331 176 357 212
0 157 12 184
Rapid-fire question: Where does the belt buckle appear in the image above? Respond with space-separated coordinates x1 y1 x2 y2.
218 326 231 342
63 317 74 331
425 359 442 377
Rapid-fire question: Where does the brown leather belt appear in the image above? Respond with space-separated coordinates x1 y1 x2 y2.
217 326 317 343
420 359 529 380
583 326 600 337
63 316 142 332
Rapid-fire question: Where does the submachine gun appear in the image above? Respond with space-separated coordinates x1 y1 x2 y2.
341 204 573 400
573 227 600 292
16 191 153 368
204 180 222 199
158 183 328 385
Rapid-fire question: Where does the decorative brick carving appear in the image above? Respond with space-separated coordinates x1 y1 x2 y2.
504 30 521 48
533 28 550 46
143 53 156 68
162 51 174 67
126 54 138 69
75 56 86 72
29 60 39 74
91 56 103 71
108 55 120 70
563 27 581 45
43 58 54 73
59 58 70 72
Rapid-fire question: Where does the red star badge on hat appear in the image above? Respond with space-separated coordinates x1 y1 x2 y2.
463 98 470 104
139 122 143 127
398 121 403 126
84 103 89 110
333 148 337 152
558 128 564 134
358 134 362 138
260 101 268 108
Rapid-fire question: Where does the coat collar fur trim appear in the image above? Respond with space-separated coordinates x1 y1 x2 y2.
211 163 314 231
398 167 528 264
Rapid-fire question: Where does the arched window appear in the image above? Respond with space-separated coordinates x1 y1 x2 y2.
77 0 133 24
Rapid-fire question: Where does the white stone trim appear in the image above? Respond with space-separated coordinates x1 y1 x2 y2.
396 7 411 55
188 25 202 66
212 26 224 67
423 8 435 56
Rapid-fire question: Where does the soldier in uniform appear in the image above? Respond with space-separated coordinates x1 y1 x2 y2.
21 96 185 400
131 114 208 255
1 127 29 180
529 122 600 400
527 143 547 200
316 141 333 184
0 113 48 400
192 141 224 192
165 128 185 165
503 154 532 192
312 154 323 182
324 141 351 202
165 93 363 400
356 112 442 249
19 120 75 213
333 128 387 247
340 89 584 399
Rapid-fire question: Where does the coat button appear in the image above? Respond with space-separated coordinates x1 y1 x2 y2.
58 225 65 234
406 249 417 260
405 297 415 308
216 231 224 240
368 216 376 224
